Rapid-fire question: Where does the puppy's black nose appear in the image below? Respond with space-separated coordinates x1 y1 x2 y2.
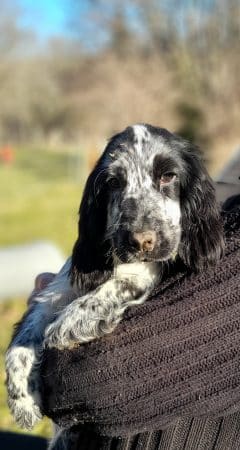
132 231 157 252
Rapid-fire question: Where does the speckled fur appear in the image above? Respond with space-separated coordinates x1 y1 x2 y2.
5 124 223 449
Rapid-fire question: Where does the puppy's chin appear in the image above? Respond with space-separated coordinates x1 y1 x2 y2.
112 247 179 265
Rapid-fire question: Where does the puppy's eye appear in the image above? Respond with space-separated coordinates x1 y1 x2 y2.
160 172 176 185
108 177 121 189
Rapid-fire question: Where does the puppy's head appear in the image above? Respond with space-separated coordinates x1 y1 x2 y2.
72 124 224 287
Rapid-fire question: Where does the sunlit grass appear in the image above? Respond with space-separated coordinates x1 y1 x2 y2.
0 147 86 437
0 149 84 253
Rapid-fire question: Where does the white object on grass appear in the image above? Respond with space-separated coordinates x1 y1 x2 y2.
0 241 65 300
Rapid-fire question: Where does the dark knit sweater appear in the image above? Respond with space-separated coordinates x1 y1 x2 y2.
41 207 240 449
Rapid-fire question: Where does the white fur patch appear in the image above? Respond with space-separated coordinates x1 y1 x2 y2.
115 261 159 289
132 124 150 153
164 198 181 226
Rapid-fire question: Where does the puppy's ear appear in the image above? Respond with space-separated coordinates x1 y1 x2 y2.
179 146 224 272
71 159 112 291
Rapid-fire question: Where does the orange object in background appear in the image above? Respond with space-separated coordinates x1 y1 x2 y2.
88 146 99 171
0 145 15 165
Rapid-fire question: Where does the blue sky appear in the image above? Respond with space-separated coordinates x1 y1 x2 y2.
18 0 72 39
17 0 215 47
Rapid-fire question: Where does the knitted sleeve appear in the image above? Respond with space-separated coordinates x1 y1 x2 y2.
41 208 240 437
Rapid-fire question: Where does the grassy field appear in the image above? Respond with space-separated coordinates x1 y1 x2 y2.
0 147 87 438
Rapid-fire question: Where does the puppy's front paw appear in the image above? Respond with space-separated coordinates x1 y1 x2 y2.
5 345 42 430
8 395 42 430
44 315 78 350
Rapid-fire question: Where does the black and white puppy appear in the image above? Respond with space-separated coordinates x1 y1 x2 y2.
5 124 224 434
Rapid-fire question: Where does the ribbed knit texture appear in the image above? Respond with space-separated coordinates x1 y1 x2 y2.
41 208 240 449
68 413 240 450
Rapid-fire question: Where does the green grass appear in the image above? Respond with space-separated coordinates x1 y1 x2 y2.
0 148 85 252
0 147 87 438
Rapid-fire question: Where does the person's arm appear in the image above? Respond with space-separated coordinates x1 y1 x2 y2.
40 207 240 437
28 272 55 305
